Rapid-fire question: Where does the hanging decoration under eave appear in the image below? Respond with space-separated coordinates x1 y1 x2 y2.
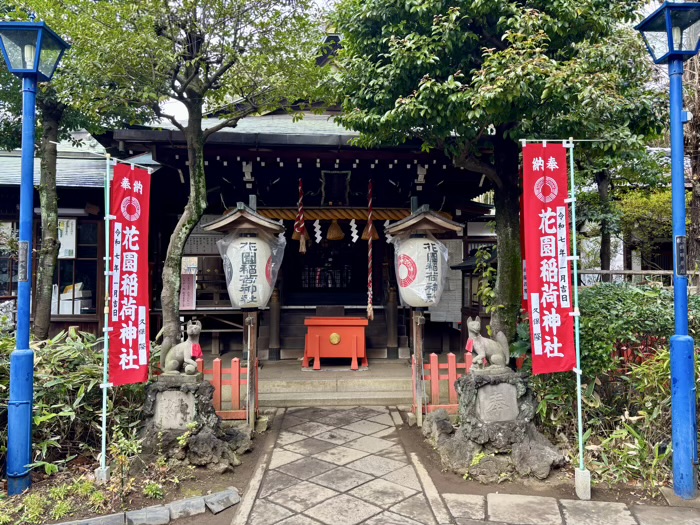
365 180 375 320
326 219 345 241
292 178 309 253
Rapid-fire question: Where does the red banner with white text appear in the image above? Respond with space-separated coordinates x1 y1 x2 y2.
522 143 576 375
109 163 151 386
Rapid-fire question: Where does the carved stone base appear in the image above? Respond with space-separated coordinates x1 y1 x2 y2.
156 373 204 385
140 380 251 473
423 369 564 482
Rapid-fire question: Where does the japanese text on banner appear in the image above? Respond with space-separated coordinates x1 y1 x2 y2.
109 164 151 386
522 143 576 375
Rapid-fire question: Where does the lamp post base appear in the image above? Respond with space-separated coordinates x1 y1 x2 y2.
670 334 698 500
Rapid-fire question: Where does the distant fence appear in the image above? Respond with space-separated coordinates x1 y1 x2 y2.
196 357 258 420
579 269 687 287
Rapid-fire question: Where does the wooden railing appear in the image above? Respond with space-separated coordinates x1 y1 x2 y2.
412 351 473 415
196 357 258 420
412 346 529 415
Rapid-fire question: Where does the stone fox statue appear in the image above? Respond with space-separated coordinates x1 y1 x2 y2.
466 316 510 368
162 319 202 375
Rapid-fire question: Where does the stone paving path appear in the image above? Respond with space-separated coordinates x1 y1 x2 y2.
242 406 700 525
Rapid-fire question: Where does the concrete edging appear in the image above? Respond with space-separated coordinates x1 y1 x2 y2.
55 488 241 525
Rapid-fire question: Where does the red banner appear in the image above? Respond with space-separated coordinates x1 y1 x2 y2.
522 143 575 375
109 163 151 386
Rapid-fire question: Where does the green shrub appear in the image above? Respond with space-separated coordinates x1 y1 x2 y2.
0 328 147 474
528 283 700 491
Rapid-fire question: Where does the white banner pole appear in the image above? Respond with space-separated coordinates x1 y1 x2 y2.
96 155 113 484
565 138 590 500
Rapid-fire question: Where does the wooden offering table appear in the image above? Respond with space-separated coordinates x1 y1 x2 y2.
303 317 369 370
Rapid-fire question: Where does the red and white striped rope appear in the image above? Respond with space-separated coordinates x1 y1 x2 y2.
293 178 305 234
367 179 374 320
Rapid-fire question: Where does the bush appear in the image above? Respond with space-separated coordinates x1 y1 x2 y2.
0 328 147 475
528 283 700 491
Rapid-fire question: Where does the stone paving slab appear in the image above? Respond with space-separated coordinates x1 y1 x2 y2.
346 454 406 476
258 470 299 498
315 428 364 445
247 499 294 525
382 464 422 491
390 493 438 525
632 504 700 525
283 436 337 455
310 465 375 492
560 499 636 525
487 494 562 525
364 510 425 524
268 448 304 469
345 434 396 454
313 444 370 465
304 493 383 525
348 478 418 508
276 456 337 479
266 480 338 512
443 493 485 520
276 431 306 446
341 419 391 435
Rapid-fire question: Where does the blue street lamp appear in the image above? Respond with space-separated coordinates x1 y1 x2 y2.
0 21 69 495
637 2 700 500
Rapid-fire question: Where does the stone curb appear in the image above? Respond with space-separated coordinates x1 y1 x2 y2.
55 488 240 525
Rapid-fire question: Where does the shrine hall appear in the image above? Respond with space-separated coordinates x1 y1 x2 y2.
101 110 495 362
0 111 497 369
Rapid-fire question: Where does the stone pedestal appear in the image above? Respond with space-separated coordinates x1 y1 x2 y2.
140 378 251 473
423 369 564 483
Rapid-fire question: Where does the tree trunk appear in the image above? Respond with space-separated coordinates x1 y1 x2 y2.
596 171 611 283
33 103 63 340
490 136 521 341
159 108 207 365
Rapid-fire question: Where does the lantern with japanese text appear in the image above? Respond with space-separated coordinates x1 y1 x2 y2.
223 235 274 308
203 203 286 309
386 206 463 308
395 236 446 307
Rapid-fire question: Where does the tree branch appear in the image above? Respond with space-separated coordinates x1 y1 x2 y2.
153 104 186 133
202 104 258 140
453 148 501 187
203 55 238 91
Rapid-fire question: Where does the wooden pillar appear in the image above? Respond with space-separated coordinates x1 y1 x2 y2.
386 287 398 359
268 288 281 361
244 310 258 430
413 308 425 427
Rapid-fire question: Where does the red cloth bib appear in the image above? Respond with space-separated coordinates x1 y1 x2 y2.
191 343 203 359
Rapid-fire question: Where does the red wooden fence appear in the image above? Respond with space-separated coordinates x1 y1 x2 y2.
196 357 258 420
412 351 473 415
412 348 528 414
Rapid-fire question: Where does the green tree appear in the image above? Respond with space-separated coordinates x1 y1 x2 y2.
0 3 152 339
333 0 660 338
30 0 323 357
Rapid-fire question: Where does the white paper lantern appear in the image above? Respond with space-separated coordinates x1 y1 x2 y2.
225 236 274 308
395 236 445 307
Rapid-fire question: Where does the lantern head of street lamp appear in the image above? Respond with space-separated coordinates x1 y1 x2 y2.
0 21 69 81
636 2 700 64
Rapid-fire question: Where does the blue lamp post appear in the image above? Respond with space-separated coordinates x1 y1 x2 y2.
637 2 700 500
0 21 69 495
